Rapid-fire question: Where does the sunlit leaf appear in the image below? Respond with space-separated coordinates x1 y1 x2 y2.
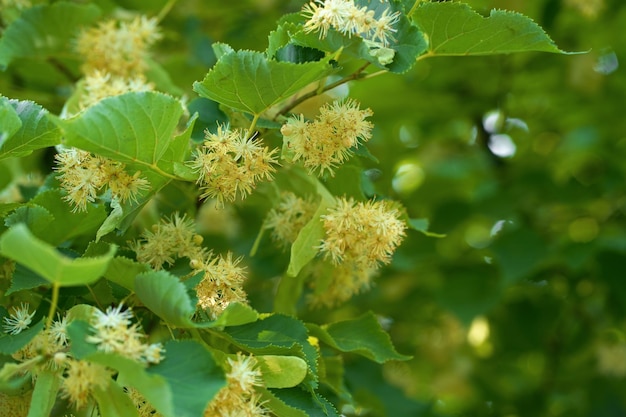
0 224 116 286
257 355 308 388
413 2 569 57
193 47 337 115
134 270 196 328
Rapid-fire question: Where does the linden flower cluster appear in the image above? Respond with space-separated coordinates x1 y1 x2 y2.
264 192 318 247
76 15 161 76
80 70 154 109
60 359 112 409
86 304 165 365
302 0 401 46
319 197 406 270
281 99 373 176
132 213 206 269
204 352 267 417
190 126 279 205
54 148 149 212
132 213 252 318
192 252 249 319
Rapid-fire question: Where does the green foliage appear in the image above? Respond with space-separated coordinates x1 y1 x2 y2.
0 0 600 416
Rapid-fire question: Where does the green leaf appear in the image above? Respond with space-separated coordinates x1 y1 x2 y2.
4 205 55 242
193 48 337 115
491 227 547 285
67 320 99 360
29 189 107 245
0 98 62 160
207 302 259 328
0 319 45 355
308 312 411 363
287 199 332 277
0 2 101 70
224 314 318 388
257 387 309 417
103 256 150 292
6 263 48 295
27 369 61 417
257 355 308 388
134 271 196 328
412 2 569 57
88 353 173 417
270 387 339 417
61 91 184 174
0 98 22 143
0 224 116 286
148 340 226 417
93 380 140 417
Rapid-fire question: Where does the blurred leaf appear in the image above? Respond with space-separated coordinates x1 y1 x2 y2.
93 380 140 417
0 224 116 286
287 199 332 278
308 311 411 363
6 263 48 295
193 46 337 115
0 2 101 70
408 218 446 238
491 227 547 285
27 369 61 417
413 2 569 56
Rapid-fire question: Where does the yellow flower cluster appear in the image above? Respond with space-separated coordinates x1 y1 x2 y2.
190 126 279 205
0 391 31 417
302 0 400 46
281 99 373 176
264 192 318 247
80 70 153 109
54 148 149 212
76 15 161 76
60 359 112 409
308 262 375 308
86 304 165 365
319 197 406 269
132 213 252 318
193 252 249 319
204 353 267 417
132 213 206 269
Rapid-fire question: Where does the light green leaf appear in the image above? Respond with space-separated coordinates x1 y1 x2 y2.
287 199 332 277
0 224 116 286
193 48 337 115
88 353 173 417
0 2 101 70
148 340 226 417
413 2 569 57
93 381 140 417
257 355 308 388
206 302 259 328
103 256 150 292
27 369 60 417
308 311 411 363
0 98 61 161
61 91 184 173
134 271 196 328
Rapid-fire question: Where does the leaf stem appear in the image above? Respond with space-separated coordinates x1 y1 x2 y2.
157 0 178 22
275 62 372 119
46 283 60 329
408 0 421 17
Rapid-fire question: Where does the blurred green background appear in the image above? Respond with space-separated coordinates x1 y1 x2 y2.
3 0 626 416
